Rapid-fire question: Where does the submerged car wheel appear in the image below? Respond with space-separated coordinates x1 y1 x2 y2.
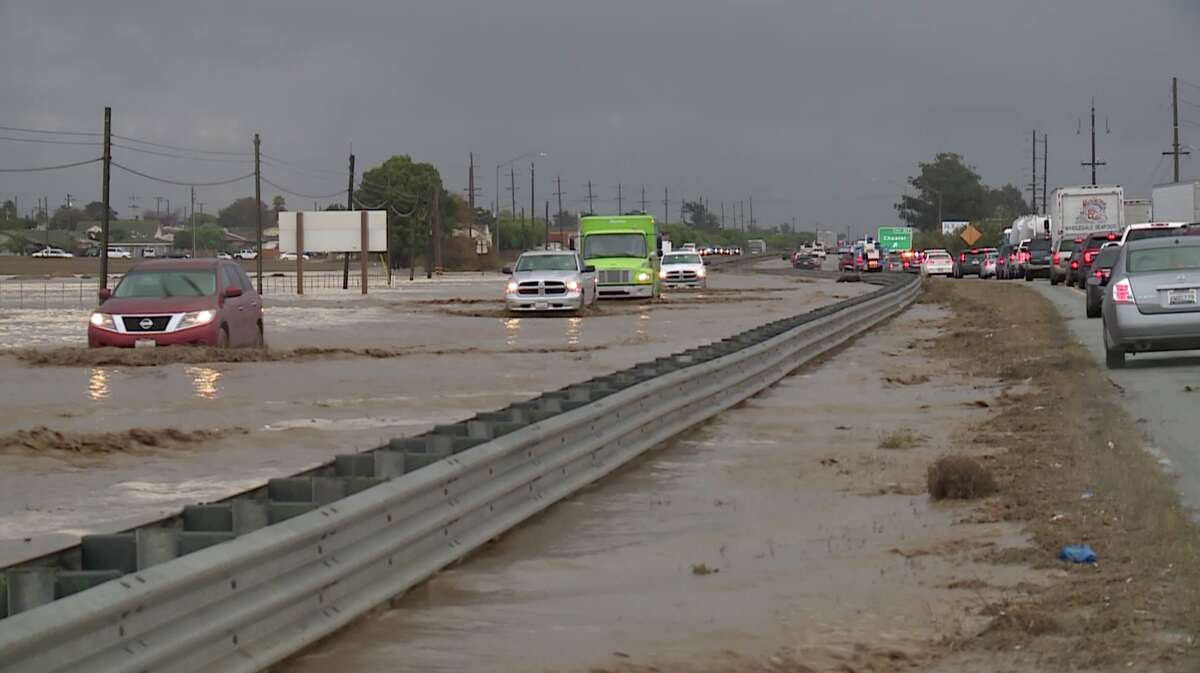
217 326 230 349
1050 273 1059 286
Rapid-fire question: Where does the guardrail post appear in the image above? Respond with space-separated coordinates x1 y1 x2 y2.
5 569 56 615
136 528 180 569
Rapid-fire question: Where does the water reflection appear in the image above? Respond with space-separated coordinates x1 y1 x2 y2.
88 368 110 401
565 317 582 347
635 313 651 341
185 366 222 400
503 318 521 346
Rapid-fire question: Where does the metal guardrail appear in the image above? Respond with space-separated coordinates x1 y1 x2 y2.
0 271 920 673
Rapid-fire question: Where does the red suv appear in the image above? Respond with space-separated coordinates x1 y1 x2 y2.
89 259 264 348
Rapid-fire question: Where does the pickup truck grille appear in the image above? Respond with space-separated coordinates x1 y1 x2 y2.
598 269 631 284
517 280 568 296
664 270 698 281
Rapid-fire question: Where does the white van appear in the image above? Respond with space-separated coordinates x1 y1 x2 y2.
107 246 132 259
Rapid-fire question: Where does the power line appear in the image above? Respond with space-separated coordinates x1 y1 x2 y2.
261 176 345 200
0 134 103 147
111 143 253 163
111 161 254 187
259 153 343 177
1179 78 1200 93
0 157 102 173
0 124 101 137
260 156 344 180
111 133 248 157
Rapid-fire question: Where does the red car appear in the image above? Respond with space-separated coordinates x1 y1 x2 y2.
89 259 264 348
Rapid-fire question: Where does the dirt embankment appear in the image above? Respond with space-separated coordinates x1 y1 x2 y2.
922 280 1200 670
1 426 245 457
4 342 609 367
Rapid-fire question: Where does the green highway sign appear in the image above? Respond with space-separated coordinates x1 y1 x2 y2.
877 227 913 252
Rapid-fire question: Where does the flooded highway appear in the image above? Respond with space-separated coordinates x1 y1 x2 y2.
277 304 1045 673
0 261 872 566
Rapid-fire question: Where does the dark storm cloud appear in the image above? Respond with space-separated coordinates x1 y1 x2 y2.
1 0 1197 234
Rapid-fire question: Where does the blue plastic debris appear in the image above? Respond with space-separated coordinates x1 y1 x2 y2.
1058 544 1097 564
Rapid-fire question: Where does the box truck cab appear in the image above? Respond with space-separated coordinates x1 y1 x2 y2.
578 214 660 299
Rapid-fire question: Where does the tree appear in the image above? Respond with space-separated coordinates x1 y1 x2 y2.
681 200 720 230
985 184 1030 220
85 201 117 220
217 197 269 232
174 224 226 252
894 152 990 231
1 199 16 222
51 206 87 231
355 155 445 267
272 195 287 212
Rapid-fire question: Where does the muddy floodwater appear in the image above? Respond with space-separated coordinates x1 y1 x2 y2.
278 305 1047 673
0 261 872 565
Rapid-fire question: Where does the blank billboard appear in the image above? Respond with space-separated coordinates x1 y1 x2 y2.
277 211 388 253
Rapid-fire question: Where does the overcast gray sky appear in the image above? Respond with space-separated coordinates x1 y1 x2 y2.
2 0 1198 237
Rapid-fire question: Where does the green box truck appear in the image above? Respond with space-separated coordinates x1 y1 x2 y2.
578 214 661 299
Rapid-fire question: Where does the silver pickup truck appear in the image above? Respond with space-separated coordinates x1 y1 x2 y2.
503 250 598 314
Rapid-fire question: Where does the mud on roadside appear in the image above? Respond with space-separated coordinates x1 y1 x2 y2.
922 280 1200 671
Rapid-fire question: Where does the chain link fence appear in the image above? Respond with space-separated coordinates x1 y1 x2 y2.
0 271 396 309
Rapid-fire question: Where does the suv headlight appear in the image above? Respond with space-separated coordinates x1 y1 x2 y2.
637 271 651 282
178 310 215 330
89 312 117 330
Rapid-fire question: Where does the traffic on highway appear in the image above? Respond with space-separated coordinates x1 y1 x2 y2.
4 3 1200 673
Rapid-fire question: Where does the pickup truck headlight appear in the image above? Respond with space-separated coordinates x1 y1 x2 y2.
658 269 669 279
89 312 117 330
566 280 580 291
506 281 518 293
696 267 706 278
637 271 651 282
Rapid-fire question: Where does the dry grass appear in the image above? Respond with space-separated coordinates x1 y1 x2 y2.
927 455 998 500
878 428 924 450
926 280 1200 670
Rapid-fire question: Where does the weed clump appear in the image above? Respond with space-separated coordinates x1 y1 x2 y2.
926 455 997 500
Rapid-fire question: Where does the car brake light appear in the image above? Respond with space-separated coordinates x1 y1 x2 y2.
1074 238 1084 244
1070 260 1078 270
1106 232 1116 240
1112 278 1135 304
1084 251 1095 264
1051 252 1060 264
1093 269 1103 279
959 253 966 263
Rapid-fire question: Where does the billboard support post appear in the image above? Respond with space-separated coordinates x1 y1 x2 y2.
360 210 369 295
296 212 304 296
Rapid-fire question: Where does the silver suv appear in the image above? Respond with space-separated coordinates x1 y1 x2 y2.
503 251 598 314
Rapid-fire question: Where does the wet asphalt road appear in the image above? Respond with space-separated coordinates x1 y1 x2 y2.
1029 280 1200 516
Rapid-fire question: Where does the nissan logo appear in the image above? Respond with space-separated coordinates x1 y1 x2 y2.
139 318 154 330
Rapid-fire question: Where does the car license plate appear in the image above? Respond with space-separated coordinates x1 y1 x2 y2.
134 339 157 348
1167 289 1198 306
535 302 549 310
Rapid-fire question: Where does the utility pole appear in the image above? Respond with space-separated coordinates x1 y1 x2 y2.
749 197 754 231
739 200 745 231
616 183 623 214
721 201 725 228
467 152 476 244
586 180 595 213
554 175 564 242
529 161 535 250
1164 77 1190 183
433 184 442 273
344 152 355 289
1042 134 1048 213
639 186 648 213
155 196 163 217
544 200 550 249
663 187 669 225
1081 98 1106 185
1030 129 1038 214
100 107 112 290
254 133 263 292
505 166 517 255
190 185 196 259
428 186 437 279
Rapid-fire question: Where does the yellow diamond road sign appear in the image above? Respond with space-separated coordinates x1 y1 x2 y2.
960 224 982 247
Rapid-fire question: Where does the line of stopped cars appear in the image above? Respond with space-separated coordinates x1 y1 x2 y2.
942 221 1200 368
